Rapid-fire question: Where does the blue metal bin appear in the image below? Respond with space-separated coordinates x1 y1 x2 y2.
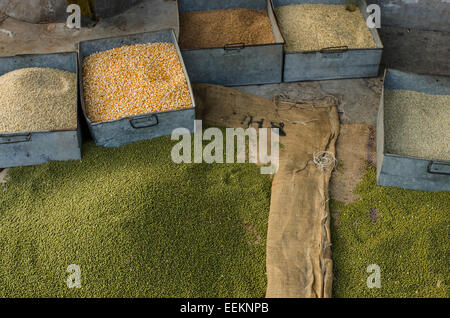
78 29 196 148
0 52 81 168
273 0 383 82
377 69 450 192
177 0 285 86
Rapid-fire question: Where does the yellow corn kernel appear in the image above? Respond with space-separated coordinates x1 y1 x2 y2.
82 42 192 123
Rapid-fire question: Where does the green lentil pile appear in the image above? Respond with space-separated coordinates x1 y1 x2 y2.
331 166 449 298
0 67 77 133
384 89 450 161
0 134 271 297
275 4 377 52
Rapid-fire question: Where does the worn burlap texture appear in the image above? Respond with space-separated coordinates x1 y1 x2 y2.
193 84 340 298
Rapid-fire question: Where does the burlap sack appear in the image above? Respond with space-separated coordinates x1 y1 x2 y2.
193 84 339 298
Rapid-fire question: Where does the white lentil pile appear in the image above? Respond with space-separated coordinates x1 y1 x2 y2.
384 89 450 161
275 4 377 52
0 67 77 133
82 42 193 123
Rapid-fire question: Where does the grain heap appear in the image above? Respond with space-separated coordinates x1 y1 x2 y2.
275 4 377 52
384 89 450 161
180 9 275 50
82 43 193 123
0 67 77 133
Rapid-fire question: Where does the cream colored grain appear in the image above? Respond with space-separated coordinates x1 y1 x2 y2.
0 67 77 133
384 89 450 161
275 4 377 52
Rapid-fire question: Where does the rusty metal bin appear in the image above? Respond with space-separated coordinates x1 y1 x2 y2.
0 52 81 168
377 69 450 192
177 0 285 86
78 29 196 148
273 0 383 82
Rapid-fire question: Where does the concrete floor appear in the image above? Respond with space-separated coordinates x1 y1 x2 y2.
235 77 383 126
1 0 447 127
0 0 178 56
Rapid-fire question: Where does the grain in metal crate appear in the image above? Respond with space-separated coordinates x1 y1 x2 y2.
0 52 82 168
377 69 450 192
272 0 383 82
78 29 196 148
177 0 285 86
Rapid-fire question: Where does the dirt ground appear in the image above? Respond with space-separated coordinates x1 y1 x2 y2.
330 124 377 205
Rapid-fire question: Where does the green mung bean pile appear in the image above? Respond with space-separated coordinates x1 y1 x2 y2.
0 135 271 297
331 167 449 298
0 67 77 133
384 89 450 161
275 4 377 52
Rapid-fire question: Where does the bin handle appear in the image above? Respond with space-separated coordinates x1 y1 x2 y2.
224 43 245 51
130 114 159 129
320 46 349 54
427 160 450 175
0 133 32 145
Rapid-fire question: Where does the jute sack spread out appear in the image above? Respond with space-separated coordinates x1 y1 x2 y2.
193 84 339 298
